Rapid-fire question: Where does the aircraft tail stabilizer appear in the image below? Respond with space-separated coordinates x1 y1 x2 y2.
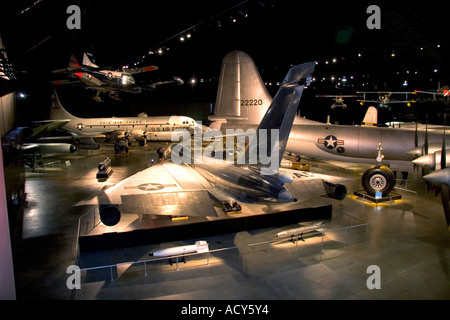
50 91 81 122
209 51 273 125
82 52 99 68
239 62 315 170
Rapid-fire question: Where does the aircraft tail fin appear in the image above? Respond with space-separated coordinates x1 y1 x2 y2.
239 62 315 171
82 52 99 68
50 91 80 122
362 106 378 126
209 51 273 126
69 54 79 69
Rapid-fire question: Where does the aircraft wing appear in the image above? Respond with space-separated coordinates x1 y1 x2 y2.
279 168 349 205
79 160 219 218
30 120 71 138
51 66 83 74
139 76 184 90
123 65 158 74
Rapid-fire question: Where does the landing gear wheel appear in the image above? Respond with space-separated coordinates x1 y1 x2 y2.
361 165 395 197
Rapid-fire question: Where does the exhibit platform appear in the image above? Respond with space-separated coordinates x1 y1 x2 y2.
78 204 333 252
353 190 402 203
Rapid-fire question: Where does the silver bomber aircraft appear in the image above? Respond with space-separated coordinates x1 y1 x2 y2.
80 62 348 226
208 51 450 200
49 92 199 145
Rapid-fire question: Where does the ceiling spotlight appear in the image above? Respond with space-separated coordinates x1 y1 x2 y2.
180 36 185 42
158 48 163 55
186 33 191 38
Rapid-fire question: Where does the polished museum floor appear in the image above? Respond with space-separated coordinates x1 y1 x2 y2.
11 142 450 300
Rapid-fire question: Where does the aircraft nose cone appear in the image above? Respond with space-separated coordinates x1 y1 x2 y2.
278 189 297 203
423 169 450 186
406 146 423 158
412 154 434 168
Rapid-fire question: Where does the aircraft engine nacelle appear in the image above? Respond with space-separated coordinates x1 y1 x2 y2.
322 180 347 200
37 143 77 154
99 205 121 226
130 129 145 139
361 165 396 197
110 131 127 140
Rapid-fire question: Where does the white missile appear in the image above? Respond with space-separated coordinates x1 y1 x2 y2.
275 221 324 238
149 241 209 257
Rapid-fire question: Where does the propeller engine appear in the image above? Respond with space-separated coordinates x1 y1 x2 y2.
421 116 450 230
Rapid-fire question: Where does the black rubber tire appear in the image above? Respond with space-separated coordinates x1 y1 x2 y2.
361 165 396 197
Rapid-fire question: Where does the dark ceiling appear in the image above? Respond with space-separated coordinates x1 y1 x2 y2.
2 0 450 124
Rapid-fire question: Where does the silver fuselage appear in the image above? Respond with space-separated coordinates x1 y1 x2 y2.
219 119 449 172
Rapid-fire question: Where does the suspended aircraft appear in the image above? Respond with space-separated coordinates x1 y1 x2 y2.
208 51 450 203
52 52 184 102
79 62 347 226
414 85 450 105
49 91 199 146
315 95 361 109
357 91 417 108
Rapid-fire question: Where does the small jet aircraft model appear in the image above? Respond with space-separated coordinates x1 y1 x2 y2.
149 241 209 265
315 95 360 109
275 221 324 242
80 61 347 226
52 53 184 102
49 91 199 146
